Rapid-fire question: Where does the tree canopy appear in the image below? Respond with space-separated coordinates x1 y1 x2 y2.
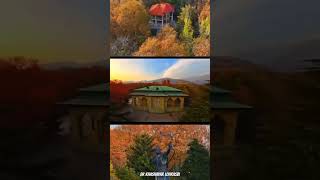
181 139 210 180
134 25 188 56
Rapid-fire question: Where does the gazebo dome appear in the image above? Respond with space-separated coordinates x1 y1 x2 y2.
149 3 174 16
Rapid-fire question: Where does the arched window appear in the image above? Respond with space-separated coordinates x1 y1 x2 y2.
213 115 225 144
141 97 147 107
174 98 181 107
167 98 174 108
80 113 92 138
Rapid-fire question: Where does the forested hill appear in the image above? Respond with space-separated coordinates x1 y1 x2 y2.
212 56 320 142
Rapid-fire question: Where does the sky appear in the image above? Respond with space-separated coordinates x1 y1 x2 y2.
215 0 320 60
110 58 210 81
0 0 106 64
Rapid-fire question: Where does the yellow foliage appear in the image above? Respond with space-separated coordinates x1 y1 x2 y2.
111 0 150 38
193 37 210 56
134 25 188 56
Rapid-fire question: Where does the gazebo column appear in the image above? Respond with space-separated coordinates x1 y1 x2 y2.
171 12 173 21
155 16 157 26
162 15 164 27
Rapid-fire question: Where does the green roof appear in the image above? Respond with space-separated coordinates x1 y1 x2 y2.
130 86 188 97
134 86 182 92
211 86 252 110
130 92 188 97
212 102 252 110
212 87 231 94
79 83 109 92
57 83 109 106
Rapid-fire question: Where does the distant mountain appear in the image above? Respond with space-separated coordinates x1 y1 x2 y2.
41 59 106 69
143 78 191 84
239 38 320 72
186 74 210 84
212 56 266 72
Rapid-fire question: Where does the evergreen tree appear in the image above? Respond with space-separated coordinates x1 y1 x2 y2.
179 4 195 42
127 133 156 174
181 139 210 180
110 162 119 180
116 166 141 180
182 18 194 42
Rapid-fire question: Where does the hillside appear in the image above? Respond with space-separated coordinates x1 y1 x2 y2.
213 56 320 131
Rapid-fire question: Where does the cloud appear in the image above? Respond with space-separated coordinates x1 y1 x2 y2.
110 59 160 81
162 59 210 79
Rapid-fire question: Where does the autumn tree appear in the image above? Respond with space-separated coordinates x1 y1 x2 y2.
111 36 138 56
116 166 141 180
110 162 119 180
110 125 210 171
178 4 196 42
111 0 150 56
134 25 188 56
192 36 210 56
127 133 156 175
199 0 210 37
111 0 150 38
192 0 210 56
181 139 210 180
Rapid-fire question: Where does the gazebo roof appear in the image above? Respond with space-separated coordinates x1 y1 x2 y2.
149 3 174 16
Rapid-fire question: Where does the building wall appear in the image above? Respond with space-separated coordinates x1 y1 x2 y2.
212 110 238 146
68 107 107 152
132 96 185 113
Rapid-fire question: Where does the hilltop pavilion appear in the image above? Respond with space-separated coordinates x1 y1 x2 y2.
149 2 175 31
129 86 188 113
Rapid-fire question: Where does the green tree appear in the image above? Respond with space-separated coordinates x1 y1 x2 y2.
199 0 210 37
181 139 210 180
178 4 195 42
127 133 156 174
180 100 210 122
182 18 194 42
110 162 119 180
116 166 141 180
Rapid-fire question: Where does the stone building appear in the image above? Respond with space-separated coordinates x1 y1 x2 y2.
57 83 108 152
211 87 252 146
129 86 188 113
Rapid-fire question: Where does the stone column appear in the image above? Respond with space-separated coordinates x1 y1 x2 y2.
180 97 184 110
222 112 238 146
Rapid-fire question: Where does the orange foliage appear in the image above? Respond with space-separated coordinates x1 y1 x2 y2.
110 125 210 169
0 57 107 127
111 0 150 38
193 36 210 56
134 25 188 56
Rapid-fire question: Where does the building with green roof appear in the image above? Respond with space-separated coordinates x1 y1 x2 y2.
211 86 252 146
129 85 188 113
57 83 108 152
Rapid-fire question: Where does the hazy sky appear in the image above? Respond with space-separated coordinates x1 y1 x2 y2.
215 0 320 59
110 58 210 81
0 0 106 63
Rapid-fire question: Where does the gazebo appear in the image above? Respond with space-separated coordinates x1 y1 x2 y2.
129 86 188 113
149 2 175 30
